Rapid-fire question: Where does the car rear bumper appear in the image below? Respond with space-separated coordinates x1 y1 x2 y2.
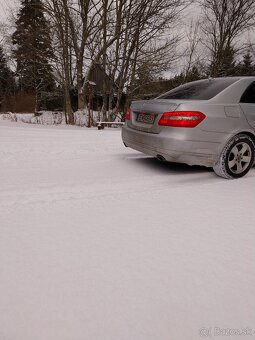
122 125 222 167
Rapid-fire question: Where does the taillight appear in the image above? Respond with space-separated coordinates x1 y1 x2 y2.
125 107 131 121
158 111 206 128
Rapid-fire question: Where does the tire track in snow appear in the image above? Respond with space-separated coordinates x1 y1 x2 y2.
0 172 245 211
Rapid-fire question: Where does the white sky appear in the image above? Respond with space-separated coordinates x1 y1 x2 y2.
0 0 254 74
0 0 19 21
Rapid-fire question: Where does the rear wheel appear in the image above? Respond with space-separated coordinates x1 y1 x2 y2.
213 134 255 179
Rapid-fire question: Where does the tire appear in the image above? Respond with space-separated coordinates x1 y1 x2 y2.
213 134 255 179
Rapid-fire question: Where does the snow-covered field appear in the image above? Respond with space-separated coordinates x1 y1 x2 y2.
0 120 255 340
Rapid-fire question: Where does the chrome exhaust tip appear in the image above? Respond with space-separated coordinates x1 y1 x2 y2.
156 154 166 161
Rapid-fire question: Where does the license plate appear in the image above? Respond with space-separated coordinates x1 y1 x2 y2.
136 113 155 124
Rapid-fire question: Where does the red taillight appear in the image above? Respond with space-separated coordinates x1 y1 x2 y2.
125 107 131 121
158 111 206 128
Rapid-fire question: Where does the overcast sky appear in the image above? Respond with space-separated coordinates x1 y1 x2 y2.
0 0 253 72
0 0 200 22
0 0 19 21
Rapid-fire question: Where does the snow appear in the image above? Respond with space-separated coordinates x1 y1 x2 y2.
0 120 255 340
1 110 123 127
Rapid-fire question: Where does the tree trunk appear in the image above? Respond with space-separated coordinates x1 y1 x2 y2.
64 83 73 124
34 91 39 114
77 62 85 110
63 9 74 124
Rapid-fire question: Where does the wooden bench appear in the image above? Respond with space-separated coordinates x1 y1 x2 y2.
96 121 125 130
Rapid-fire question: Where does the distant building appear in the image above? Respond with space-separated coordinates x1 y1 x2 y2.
0 63 118 113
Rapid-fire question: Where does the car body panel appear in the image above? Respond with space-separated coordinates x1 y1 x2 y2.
240 103 255 129
122 124 223 166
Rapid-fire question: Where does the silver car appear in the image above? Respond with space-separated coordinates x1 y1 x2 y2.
122 77 255 179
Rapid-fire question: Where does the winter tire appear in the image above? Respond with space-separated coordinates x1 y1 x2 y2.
213 134 255 179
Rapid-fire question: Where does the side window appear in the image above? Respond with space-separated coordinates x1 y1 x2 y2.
240 82 255 103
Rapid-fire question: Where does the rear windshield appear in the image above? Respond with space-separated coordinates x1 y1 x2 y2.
157 78 239 100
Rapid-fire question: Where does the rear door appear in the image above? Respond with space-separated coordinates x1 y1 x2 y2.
240 81 255 129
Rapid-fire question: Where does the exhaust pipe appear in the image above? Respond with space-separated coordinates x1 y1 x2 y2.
156 154 166 161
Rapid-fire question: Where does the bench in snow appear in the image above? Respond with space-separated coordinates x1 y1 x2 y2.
96 121 125 130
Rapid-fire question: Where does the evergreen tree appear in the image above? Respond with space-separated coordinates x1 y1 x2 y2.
237 51 255 76
209 44 237 77
184 66 202 83
0 46 15 102
12 0 55 111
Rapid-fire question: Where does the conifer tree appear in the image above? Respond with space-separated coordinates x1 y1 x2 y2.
12 0 54 111
209 45 237 77
0 46 15 102
239 51 255 76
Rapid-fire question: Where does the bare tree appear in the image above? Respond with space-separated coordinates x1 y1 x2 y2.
181 19 205 81
60 0 104 110
44 0 191 124
44 0 75 123
200 0 255 76
99 0 190 120
45 0 127 118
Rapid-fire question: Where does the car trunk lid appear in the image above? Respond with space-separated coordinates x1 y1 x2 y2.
127 99 180 134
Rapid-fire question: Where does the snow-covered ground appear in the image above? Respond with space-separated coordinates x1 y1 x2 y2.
0 120 255 340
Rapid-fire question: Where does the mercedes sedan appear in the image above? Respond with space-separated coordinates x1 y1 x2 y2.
122 77 255 179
